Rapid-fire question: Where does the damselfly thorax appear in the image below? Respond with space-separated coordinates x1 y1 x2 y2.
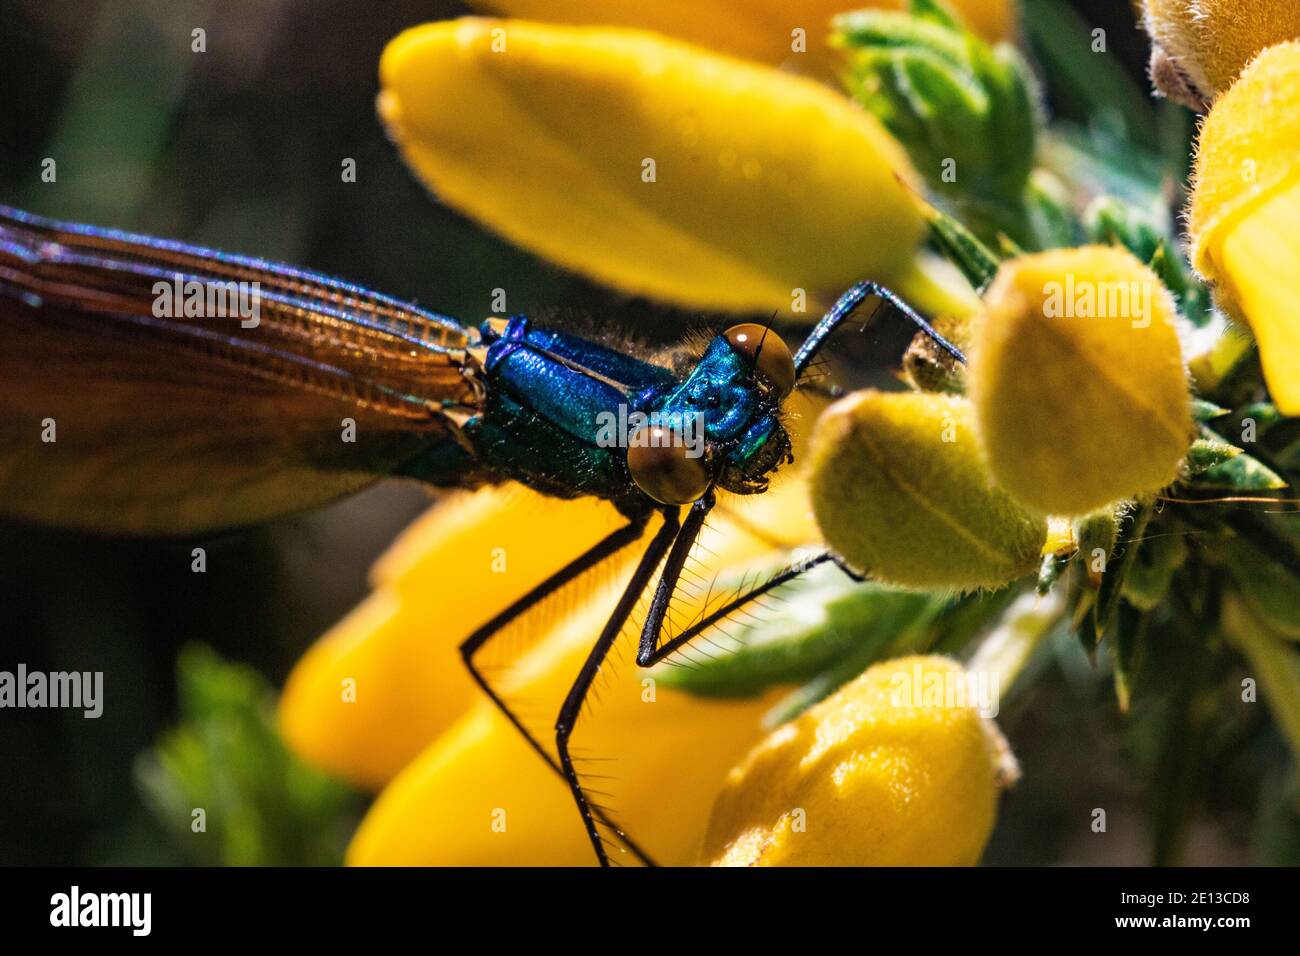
0 204 964 865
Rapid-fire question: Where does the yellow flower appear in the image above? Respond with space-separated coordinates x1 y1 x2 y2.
1141 0 1300 109
473 1 1018 70
808 390 1047 590
1189 41 1300 415
378 18 941 316
344 475 821 866
968 247 1193 516
278 486 631 789
702 655 1016 866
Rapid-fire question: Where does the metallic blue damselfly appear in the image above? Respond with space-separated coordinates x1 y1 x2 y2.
0 204 964 865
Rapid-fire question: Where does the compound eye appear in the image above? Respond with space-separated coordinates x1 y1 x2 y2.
627 427 710 505
724 324 796 399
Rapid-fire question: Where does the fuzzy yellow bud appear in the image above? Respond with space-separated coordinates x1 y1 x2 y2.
1189 41 1300 415
378 18 926 314
808 390 1047 590
969 247 1192 516
702 655 1016 866
1141 0 1300 109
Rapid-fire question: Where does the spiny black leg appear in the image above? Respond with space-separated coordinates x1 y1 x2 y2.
638 533 842 667
831 553 867 582
793 280 966 379
459 512 659 866
555 507 682 867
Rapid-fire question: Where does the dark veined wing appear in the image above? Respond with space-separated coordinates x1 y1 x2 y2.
0 205 481 535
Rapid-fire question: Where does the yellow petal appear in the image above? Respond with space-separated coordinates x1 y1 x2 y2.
278 485 628 789
969 247 1192 516
808 390 1047 590
1141 0 1300 108
473 0 1019 69
348 479 819 866
702 655 1015 866
1190 41 1300 414
378 18 925 314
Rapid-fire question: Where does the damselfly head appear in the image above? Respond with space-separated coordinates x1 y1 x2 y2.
631 325 796 505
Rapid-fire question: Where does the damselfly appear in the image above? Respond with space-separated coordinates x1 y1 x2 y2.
0 204 964 866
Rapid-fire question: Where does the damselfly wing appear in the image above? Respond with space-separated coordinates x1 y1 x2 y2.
0 205 478 534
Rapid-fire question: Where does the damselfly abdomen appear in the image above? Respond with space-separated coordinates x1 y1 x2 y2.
0 204 963 865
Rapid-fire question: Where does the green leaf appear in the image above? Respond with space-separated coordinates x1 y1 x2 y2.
1024 170 1079 249
921 200 1003 290
835 4 1039 226
1021 0 1155 149
1112 600 1148 712
1222 537 1300 640
1036 551 1072 596
1223 593 1300 774
1192 452 1288 492
1093 503 1153 641
135 644 359 866
653 562 943 699
909 0 961 30
1122 530 1188 613
1039 125 1167 221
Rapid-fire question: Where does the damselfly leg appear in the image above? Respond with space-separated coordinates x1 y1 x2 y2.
793 280 966 380
554 509 682 866
458 510 662 866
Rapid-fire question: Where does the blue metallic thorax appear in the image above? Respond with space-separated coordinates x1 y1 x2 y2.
466 316 679 503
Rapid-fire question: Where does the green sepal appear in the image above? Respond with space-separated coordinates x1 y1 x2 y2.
1191 399 1231 423
1192 451 1288 492
1184 437 1243 476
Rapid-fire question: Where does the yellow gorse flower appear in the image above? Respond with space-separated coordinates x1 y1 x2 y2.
968 247 1193 515
377 18 935 315
278 487 630 789
474 0 1018 70
1141 0 1300 109
702 655 1016 866
334 475 820 866
1190 41 1300 415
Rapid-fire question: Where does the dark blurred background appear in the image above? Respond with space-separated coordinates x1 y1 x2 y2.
0 0 1256 866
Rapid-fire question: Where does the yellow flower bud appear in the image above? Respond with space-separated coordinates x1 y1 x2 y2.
702 655 1016 866
1141 0 1300 109
808 390 1047 590
1189 41 1300 415
473 1 1019 68
968 247 1193 516
378 18 926 314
